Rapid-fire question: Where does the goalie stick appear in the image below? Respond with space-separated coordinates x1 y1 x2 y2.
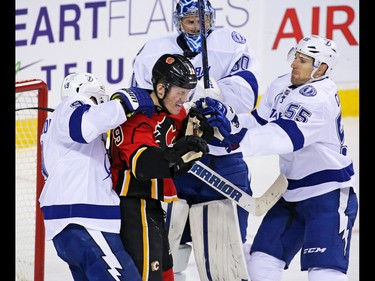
198 0 210 89
195 0 226 141
188 2 284 215
188 160 288 216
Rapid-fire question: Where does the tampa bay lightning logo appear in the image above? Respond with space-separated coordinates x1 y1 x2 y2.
323 38 333 47
299 85 317 97
103 151 111 180
231 31 246 44
102 136 112 180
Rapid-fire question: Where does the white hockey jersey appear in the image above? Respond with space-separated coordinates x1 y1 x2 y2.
39 95 127 240
239 73 356 201
130 28 260 155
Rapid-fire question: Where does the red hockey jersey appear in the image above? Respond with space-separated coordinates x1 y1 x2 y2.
110 107 186 203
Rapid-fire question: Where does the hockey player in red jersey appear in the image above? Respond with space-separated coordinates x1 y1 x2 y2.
109 54 210 281
130 1 260 279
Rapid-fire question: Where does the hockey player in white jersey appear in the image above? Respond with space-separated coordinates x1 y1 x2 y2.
39 73 154 281
195 35 358 281
130 1 259 280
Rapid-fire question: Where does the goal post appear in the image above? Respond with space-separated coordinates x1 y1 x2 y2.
16 79 48 281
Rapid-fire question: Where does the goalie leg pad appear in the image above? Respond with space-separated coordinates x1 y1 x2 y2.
163 200 190 264
189 199 249 281
173 243 192 281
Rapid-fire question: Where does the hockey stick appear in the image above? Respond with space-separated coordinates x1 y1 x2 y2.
194 0 225 140
198 0 210 89
188 160 288 216
191 2 286 215
16 107 55 112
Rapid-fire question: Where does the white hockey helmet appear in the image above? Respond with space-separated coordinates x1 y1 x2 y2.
61 72 108 104
287 35 339 78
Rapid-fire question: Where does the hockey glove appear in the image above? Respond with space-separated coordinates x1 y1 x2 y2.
163 135 209 176
185 106 214 142
195 97 248 153
110 87 154 117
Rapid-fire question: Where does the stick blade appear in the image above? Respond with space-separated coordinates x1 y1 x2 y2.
253 173 288 216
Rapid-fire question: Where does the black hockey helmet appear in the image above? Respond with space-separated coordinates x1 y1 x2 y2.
151 54 197 92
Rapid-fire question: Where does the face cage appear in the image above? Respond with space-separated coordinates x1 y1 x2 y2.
174 8 215 36
177 13 213 53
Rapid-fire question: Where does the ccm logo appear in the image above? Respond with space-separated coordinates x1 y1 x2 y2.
303 247 327 254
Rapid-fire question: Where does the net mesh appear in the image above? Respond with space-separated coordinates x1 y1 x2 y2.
16 90 38 281
16 80 47 281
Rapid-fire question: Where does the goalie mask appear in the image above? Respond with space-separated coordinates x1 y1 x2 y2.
173 0 215 53
61 73 108 104
287 35 339 79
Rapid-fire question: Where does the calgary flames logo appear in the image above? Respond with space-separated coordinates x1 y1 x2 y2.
154 117 177 147
165 56 175 64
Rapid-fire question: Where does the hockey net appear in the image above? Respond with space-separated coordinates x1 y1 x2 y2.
16 79 48 281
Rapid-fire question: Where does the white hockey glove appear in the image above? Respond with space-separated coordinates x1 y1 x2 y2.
194 97 248 153
110 87 154 117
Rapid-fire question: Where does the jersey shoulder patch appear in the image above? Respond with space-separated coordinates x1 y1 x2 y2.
231 31 247 44
299 85 317 97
